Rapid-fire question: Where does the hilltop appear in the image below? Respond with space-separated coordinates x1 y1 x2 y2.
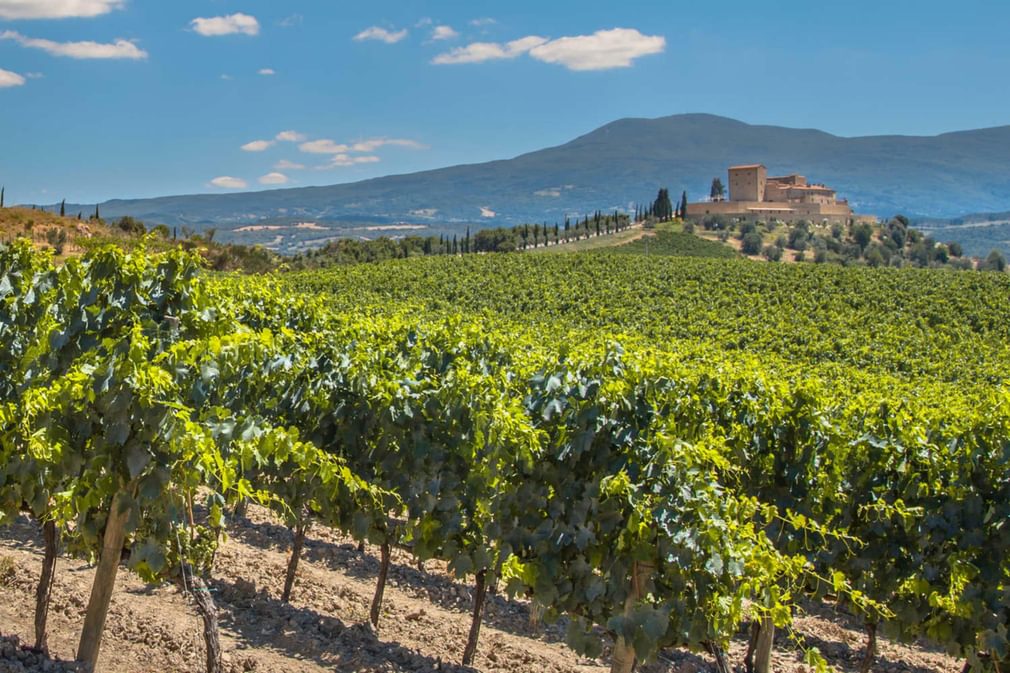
45 114 1010 254
0 207 278 272
0 207 126 258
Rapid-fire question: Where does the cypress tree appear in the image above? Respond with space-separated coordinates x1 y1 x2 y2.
77 212 82 220
680 191 688 219
60 199 65 217
1 186 4 208
465 227 470 254
554 223 559 240
94 204 100 220
652 188 674 221
710 177 725 201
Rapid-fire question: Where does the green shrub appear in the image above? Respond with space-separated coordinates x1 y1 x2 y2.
741 232 763 255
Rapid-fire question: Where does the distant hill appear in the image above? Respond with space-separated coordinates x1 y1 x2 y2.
57 114 1010 253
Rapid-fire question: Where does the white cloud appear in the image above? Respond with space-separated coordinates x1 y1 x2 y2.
241 132 306 152
469 18 496 27
241 139 274 152
319 154 381 169
432 28 665 71
258 68 275 76
0 0 123 20
300 137 426 155
0 68 26 88
274 159 305 170
209 176 247 189
258 172 289 185
480 206 496 218
432 36 547 65
353 26 407 44
0 30 147 59
278 14 302 28
350 138 426 152
415 17 432 28
529 29 665 71
220 73 233 80
299 139 349 154
191 14 260 37
431 25 458 41
24 71 43 78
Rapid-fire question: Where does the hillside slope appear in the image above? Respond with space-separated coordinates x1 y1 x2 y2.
57 114 1010 250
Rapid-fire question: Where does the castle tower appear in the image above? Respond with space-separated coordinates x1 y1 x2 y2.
728 164 767 202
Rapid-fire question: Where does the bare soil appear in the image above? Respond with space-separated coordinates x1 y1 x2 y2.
0 509 961 673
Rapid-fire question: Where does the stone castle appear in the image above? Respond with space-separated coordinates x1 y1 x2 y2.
685 164 871 225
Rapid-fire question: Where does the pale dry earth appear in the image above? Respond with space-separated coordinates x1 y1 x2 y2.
0 508 961 673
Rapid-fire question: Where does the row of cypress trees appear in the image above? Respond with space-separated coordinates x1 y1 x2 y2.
634 189 689 222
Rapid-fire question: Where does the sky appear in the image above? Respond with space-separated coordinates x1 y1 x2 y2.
1 0 1010 204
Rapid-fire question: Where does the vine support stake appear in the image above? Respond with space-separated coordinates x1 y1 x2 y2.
754 615 775 673
77 491 132 672
611 560 654 673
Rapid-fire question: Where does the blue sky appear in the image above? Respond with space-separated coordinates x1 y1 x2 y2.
1 0 1009 204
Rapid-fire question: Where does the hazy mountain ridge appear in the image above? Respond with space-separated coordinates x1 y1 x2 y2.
57 114 1010 251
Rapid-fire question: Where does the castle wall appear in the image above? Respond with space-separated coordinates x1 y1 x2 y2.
684 200 856 225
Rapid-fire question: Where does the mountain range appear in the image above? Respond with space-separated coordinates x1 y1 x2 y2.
61 114 1010 253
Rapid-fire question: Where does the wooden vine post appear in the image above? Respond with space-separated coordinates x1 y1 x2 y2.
77 491 132 671
754 615 775 673
610 560 652 673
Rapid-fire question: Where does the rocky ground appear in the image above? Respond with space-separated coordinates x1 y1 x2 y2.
0 508 961 673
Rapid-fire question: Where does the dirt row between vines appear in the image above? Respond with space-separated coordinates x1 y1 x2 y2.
1 507 961 673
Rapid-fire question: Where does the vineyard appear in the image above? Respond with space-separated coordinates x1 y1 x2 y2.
1 239 1009 673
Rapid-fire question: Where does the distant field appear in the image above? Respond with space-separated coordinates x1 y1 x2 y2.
603 226 737 258
282 250 1010 385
